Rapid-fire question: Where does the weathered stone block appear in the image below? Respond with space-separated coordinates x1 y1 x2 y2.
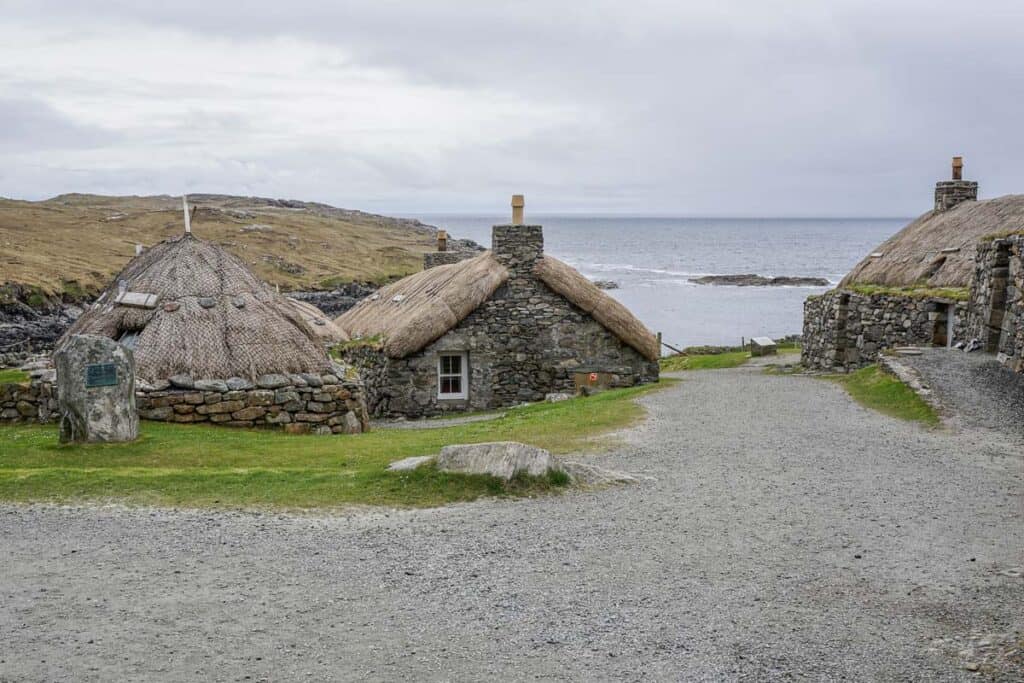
54 334 138 443
168 374 194 389
265 410 291 424
283 423 310 435
196 400 246 415
226 377 254 391
257 374 290 389
274 389 300 405
194 379 228 393
182 392 205 405
231 406 266 421
139 406 173 421
247 390 274 406
294 412 329 423
305 401 336 413
173 404 194 414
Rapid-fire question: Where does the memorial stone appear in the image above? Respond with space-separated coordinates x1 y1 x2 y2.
54 334 138 443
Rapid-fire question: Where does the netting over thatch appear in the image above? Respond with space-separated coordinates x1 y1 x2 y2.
285 298 349 344
842 195 1024 288
336 252 509 358
534 256 660 360
59 234 333 381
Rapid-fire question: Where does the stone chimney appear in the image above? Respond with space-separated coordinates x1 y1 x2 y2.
492 194 543 272
437 230 448 252
934 156 978 211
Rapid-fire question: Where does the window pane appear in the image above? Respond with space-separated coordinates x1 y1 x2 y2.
450 376 461 393
441 356 452 374
449 355 461 373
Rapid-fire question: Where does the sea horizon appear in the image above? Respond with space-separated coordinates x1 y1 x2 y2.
408 213 906 348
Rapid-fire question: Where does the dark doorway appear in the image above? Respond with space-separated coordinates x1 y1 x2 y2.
932 303 952 347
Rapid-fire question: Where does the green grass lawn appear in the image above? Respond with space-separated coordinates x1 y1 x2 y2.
659 342 800 372
0 369 30 385
660 351 750 372
826 365 939 426
0 381 672 510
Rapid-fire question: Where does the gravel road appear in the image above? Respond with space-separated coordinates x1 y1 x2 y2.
897 348 1024 442
2 365 1022 682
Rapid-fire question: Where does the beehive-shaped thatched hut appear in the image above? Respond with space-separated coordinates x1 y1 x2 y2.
60 233 334 383
841 194 1024 289
335 199 659 418
802 158 1024 373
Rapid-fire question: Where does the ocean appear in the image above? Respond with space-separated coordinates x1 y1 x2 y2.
413 215 906 349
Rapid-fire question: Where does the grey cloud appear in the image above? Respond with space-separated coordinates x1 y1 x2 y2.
0 97 118 152
3 1 1024 214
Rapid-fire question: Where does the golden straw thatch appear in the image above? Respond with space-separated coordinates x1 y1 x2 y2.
335 251 659 361
534 256 660 360
59 234 334 382
336 252 509 358
842 195 1024 288
285 298 349 344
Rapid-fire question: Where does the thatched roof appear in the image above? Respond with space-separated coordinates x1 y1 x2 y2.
336 252 509 358
285 298 349 344
335 251 659 361
842 195 1024 288
534 257 659 360
59 234 333 381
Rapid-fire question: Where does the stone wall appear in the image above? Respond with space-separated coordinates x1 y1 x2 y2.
136 373 369 434
423 251 478 270
802 289 969 371
0 379 57 424
934 180 978 212
968 236 1024 372
1 370 371 434
345 224 659 418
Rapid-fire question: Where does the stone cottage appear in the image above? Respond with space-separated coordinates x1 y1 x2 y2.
335 198 660 418
803 158 1024 373
52 232 368 434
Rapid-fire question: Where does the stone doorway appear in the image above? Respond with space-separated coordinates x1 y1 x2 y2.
931 302 954 348
983 243 1012 353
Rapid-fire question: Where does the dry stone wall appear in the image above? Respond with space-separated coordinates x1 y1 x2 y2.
968 236 1024 372
803 290 968 371
136 373 369 434
2 370 370 434
0 379 57 424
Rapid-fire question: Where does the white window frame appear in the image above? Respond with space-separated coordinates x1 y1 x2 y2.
437 352 468 400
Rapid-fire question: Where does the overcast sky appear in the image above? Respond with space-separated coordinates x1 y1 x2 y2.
2 0 1023 216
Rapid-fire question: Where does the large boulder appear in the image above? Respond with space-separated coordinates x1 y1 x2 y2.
54 334 138 443
436 442 564 481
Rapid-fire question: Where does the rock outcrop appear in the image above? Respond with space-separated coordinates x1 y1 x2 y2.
690 274 830 287
436 442 564 480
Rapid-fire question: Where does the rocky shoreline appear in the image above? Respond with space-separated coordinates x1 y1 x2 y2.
690 273 831 287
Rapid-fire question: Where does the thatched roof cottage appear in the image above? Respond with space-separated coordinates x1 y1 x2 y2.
803 158 1024 372
336 198 659 417
59 231 368 434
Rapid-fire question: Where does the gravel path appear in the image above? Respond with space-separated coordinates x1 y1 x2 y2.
897 348 1024 441
2 367 1022 682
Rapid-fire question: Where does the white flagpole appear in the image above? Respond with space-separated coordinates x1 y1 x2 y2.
182 195 192 234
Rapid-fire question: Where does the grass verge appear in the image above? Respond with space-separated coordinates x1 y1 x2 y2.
659 342 799 372
0 369 30 385
825 365 939 426
0 381 672 509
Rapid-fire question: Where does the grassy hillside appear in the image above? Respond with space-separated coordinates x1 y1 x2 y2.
0 193 444 301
